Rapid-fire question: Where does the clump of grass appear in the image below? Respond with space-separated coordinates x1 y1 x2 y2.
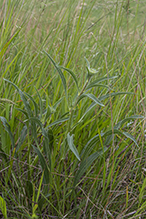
0 0 146 218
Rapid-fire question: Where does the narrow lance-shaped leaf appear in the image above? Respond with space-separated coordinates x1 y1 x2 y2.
74 126 138 187
103 129 139 147
24 117 43 129
67 133 80 161
74 147 108 187
44 51 67 96
46 117 69 128
73 93 137 131
24 92 38 117
84 57 90 68
87 76 118 87
81 128 139 161
80 134 101 159
114 115 144 129
99 92 134 101
86 76 118 91
15 108 29 118
122 131 139 147
78 93 104 107
74 102 97 126
3 79 32 117
79 92 134 123
59 66 79 91
84 57 100 77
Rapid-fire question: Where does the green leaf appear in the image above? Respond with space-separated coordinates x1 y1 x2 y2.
19 90 32 117
74 147 107 187
75 102 97 125
25 117 43 129
44 51 67 96
15 108 29 118
59 66 79 90
81 128 138 161
24 92 38 117
86 76 118 90
0 196 7 219
78 93 104 107
24 117 52 166
104 129 139 147
114 115 144 129
87 67 99 74
87 76 118 86
99 92 134 101
3 79 32 117
84 57 100 77
122 131 139 147
76 92 134 125
67 133 80 161
46 117 69 128
84 57 90 68
80 133 104 160
32 145 50 184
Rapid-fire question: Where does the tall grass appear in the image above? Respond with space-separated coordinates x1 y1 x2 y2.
0 0 146 218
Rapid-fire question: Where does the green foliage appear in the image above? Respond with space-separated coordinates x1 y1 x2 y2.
0 0 146 218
